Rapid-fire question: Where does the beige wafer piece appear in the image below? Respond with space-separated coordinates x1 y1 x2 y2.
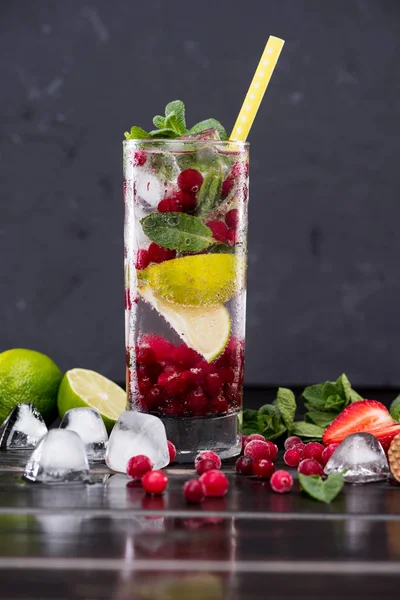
388 433 400 482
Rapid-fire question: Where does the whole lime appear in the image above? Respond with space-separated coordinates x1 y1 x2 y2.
0 349 62 425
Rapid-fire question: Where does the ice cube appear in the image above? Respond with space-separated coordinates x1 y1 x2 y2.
135 169 165 209
106 411 169 473
23 429 90 483
324 432 390 483
0 403 48 451
59 407 108 461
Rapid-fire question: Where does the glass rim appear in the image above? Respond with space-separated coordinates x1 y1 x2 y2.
123 139 249 147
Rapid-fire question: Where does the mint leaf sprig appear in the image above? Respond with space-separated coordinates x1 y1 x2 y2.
390 395 400 422
124 100 228 141
298 473 345 503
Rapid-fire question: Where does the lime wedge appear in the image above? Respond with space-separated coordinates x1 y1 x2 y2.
57 369 126 433
139 253 243 306
139 285 231 362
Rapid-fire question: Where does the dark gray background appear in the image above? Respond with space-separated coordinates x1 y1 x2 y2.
1 0 399 387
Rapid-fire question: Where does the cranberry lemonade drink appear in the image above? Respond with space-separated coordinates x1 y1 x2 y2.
123 101 248 460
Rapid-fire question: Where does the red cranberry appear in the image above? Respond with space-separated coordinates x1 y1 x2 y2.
136 346 156 366
147 242 176 264
284 436 302 450
158 198 180 213
167 440 177 463
195 360 215 377
241 435 249 452
253 458 275 479
298 458 324 476
126 455 153 480
133 150 147 166
270 470 293 493
226 228 238 247
221 176 234 198
183 479 204 504
196 458 217 476
186 388 208 415
163 398 184 417
195 451 221 470
244 440 273 462
293 442 306 457
263 441 278 461
141 470 168 495
225 208 240 229
177 169 204 194
176 190 197 212
159 372 187 397
225 383 240 406
235 455 253 475
217 367 235 384
199 470 229 497
138 376 152 396
173 345 199 369
246 434 265 444
135 249 150 271
182 368 203 389
204 373 223 397
208 395 229 414
206 220 228 243
321 443 339 466
143 336 174 362
303 442 325 464
141 362 163 382
145 385 163 409
231 161 249 178
284 448 302 467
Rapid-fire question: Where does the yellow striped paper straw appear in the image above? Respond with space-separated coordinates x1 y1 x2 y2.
230 36 285 142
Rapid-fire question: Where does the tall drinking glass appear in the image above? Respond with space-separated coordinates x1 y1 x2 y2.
123 138 249 462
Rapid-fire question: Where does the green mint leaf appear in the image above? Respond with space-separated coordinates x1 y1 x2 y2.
258 413 286 440
336 373 363 403
196 168 223 219
188 119 228 141
302 384 325 411
148 128 180 139
140 213 213 253
324 393 347 412
390 395 400 422
274 387 296 429
258 404 278 416
165 100 186 135
206 243 235 254
323 381 339 401
290 421 324 440
153 115 165 129
242 409 261 435
305 410 338 429
298 473 344 503
124 126 151 140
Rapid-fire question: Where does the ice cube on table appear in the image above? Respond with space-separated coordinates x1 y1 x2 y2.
0 403 47 451
59 407 108 461
324 432 390 483
106 411 169 473
23 429 90 483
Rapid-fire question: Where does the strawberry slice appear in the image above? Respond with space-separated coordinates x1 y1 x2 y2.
322 400 395 446
364 424 400 452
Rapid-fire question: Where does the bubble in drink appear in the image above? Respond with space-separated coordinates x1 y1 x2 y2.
0 403 48 451
59 407 108 461
105 411 169 472
324 432 390 483
23 430 90 484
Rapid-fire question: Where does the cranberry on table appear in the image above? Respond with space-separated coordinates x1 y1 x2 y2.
126 455 153 480
270 470 293 493
235 455 253 476
225 208 240 229
177 169 204 194
206 220 228 243
246 434 265 444
135 249 150 271
264 441 278 461
241 435 249 452
303 442 325 463
141 470 168 495
183 479 205 504
195 451 221 470
253 458 275 479
132 150 147 166
284 448 302 467
167 440 177 463
293 442 306 457
199 470 229 497
284 436 302 450
196 458 218 476
321 443 339 466
298 458 324 476
244 440 273 462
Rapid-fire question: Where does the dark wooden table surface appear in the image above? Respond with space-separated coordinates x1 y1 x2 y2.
0 388 399 599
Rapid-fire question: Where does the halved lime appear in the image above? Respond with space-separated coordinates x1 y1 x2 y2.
57 369 126 433
139 253 243 306
139 285 231 362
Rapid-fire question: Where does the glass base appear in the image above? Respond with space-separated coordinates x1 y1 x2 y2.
160 412 242 463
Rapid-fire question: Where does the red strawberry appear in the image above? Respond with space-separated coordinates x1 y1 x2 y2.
322 400 395 447
363 424 400 452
